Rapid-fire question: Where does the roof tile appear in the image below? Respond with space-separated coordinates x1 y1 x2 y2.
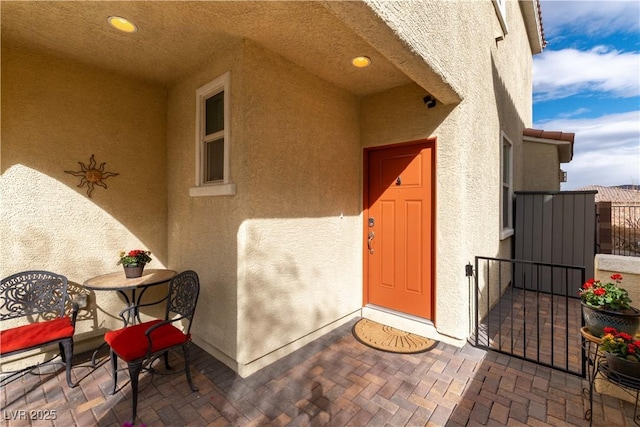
575 185 640 203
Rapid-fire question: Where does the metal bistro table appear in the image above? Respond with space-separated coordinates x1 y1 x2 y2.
83 269 177 324
83 269 177 364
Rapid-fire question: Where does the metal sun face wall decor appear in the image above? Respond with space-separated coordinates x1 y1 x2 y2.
65 154 119 198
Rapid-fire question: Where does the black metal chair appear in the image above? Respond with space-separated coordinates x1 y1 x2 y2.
104 270 200 422
0 270 78 387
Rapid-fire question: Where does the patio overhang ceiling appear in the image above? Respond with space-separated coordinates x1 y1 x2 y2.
0 1 458 101
523 128 575 164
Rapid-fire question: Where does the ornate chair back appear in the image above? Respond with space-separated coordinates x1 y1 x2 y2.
165 270 200 334
0 271 69 321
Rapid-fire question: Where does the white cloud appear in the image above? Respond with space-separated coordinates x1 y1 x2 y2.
541 1 640 38
557 107 590 118
562 147 639 189
535 111 640 189
533 47 640 101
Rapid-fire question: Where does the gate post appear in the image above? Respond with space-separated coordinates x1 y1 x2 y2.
597 202 612 254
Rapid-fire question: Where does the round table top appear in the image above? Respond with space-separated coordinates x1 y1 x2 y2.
82 269 177 291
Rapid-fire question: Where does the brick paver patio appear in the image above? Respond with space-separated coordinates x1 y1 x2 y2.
1 318 638 426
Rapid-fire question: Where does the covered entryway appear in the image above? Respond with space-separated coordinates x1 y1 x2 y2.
364 140 435 320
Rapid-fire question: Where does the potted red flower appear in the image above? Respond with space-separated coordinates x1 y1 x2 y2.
600 327 640 379
117 249 152 278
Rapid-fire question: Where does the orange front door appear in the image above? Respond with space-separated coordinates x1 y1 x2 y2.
365 141 435 319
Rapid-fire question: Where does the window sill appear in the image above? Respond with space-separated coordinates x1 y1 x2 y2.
189 183 236 197
500 228 514 240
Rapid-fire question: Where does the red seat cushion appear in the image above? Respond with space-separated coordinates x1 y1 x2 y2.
104 319 189 362
0 317 75 355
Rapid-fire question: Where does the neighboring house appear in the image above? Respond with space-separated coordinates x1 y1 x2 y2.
522 128 574 191
1 1 556 377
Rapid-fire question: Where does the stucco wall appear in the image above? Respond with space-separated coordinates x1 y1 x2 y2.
167 39 362 374
238 42 362 368
523 142 560 191
595 254 640 307
166 38 244 364
1 46 169 356
360 0 535 340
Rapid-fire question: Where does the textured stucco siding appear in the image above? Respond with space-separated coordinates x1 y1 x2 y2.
166 38 244 363
360 0 536 339
167 40 362 373
523 142 561 191
237 42 362 368
0 46 169 355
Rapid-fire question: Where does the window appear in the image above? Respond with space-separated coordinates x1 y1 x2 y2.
493 0 508 34
190 72 236 197
500 132 513 239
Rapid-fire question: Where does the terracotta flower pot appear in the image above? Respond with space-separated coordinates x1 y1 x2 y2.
582 302 640 337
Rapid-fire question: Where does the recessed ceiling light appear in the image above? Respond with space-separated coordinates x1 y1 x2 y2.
351 56 371 68
107 16 138 33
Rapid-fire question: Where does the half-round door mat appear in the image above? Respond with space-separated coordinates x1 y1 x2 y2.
352 318 438 354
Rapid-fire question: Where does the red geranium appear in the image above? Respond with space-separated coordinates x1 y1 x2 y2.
579 273 631 312
117 249 152 267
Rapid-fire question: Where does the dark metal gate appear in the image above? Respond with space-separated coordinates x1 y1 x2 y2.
472 256 586 376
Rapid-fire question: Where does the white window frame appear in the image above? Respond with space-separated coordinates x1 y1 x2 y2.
189 72 236 197
493 0 508 35
500 132 514 239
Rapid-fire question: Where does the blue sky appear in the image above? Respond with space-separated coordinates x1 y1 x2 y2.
534 0 640 190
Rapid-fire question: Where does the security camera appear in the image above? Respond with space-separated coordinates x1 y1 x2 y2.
423 95 436 109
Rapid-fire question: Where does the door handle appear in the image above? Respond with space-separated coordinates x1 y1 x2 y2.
368 231 375 254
